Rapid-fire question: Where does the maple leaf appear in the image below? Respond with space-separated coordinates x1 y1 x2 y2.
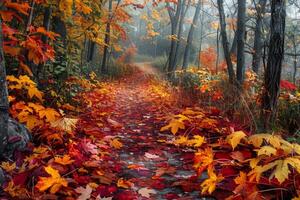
226 131 246 150
110 138 123 149
256 146 277 156
4 181 28 198
138 187 157 198
27 85 43 101
160 119 185 134
160 114 189 134
194 148 214 170
117 178 133 189
145 152 159 159
187 135 205 147
233 171 247 193
50 117 78 133
54 155 74 165
0 162 16 172
248 134 282 148
174 136 188 146
81 139 98 155
201 167 224 194
38 108 60 122
35 166 68 194
75 185 93 200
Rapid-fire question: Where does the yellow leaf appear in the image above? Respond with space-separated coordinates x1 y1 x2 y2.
194 148 214 170
117 178 133 189
39 108 60 122
257 146 277 156
0 162 16 172
201 167 224 194
285 157 300 173
174 136 188 146
270 160 289 184
160 116 187 134
35 166 68 194
188 135 205 147
110 138 123 149
54 155 74 165
248 161 277 182
226 131 246 150
50 117 78 133
27 85 43 101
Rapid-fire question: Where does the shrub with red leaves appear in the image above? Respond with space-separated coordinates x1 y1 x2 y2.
280 80 297 91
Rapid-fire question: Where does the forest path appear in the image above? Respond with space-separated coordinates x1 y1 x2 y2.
103 68 205 199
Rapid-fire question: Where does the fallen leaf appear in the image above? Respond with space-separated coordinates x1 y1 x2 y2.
226 131 246 150
117 178 133 189
138 187 157 198
145 152 159 159
75 185 93 200
35 166 68 194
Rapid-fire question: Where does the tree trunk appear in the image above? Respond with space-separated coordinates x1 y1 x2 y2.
87 40 95 62
236 0 246 85
174 0 189 67
182 0 201 69
252 0 267 73
38 6 52 83
262 0 286 129
167 0 182 73
0 19 9 156
101 0 113 74
217 0 235 82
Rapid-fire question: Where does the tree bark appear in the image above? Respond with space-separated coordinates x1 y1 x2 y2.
174 0 189 67
38 6 52 83
0 19 9 156
87 40 95 62
252 0 267 73
182 0 201 69
101 0 113 74
217 0 235 82
236 0 246 85
167 0 182 73
262 0 286 128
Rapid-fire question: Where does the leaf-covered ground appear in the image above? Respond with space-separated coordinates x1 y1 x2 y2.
2 65 300 200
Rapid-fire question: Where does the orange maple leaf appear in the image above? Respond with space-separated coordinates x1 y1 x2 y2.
35 166 68 194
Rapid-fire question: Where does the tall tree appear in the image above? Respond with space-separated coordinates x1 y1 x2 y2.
166 0 182 73
182 0 201 69
0 18 9 156
174 0 190 67
236 0 246 85
217 0 235 82
252 0 267 74
101 0 113 73
262 0 286 128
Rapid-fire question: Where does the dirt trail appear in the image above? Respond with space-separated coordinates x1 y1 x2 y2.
105 68 206 199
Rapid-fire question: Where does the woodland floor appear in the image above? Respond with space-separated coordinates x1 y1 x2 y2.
79 63 205 199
